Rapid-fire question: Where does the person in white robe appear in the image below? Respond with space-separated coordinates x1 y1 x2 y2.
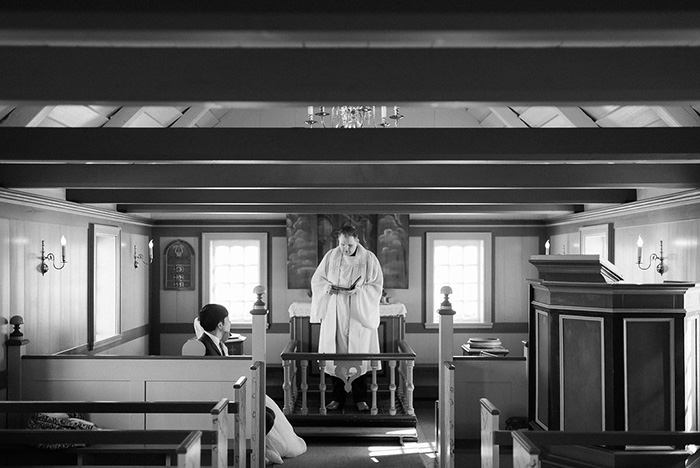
310 223 383 411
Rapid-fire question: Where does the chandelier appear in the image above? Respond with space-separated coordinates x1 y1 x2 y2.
305 106 404 128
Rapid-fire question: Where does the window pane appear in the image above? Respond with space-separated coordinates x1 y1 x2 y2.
203 233 267 325
214 245 230 265
434 245 449 265
464 244 479 264
244 245 260 265
427 233 491 325
464 265 479 283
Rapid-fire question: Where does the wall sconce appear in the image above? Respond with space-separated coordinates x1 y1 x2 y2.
134 240 154 268
40 236 67 275
636 235 666 275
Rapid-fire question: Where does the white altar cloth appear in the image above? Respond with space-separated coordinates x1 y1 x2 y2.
288 301 406 318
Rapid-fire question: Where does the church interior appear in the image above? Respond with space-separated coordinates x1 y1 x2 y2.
3 3 700 467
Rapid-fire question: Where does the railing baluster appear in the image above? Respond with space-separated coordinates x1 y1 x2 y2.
282 359 292 415
405 359 415 416
389 360 397 416
319 360 327 415
370 360 379 415
300 360 309 415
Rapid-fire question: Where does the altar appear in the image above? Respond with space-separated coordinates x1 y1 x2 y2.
288 301 407 354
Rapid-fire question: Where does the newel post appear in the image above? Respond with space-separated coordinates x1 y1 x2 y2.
250 285 268 365
6 316 29 427
438 286 455 387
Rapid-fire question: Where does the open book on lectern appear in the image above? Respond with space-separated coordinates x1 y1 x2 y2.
330 276 362 291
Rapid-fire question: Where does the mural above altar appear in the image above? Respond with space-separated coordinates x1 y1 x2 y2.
286 213 409 290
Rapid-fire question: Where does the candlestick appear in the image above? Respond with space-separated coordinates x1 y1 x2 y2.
307 106 313 116
545 239 550 255
381 106 387 118
148 239 154 261
60 236 66 260
636 235 643 263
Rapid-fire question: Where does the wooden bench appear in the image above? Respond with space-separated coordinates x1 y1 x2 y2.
479 398 514 468
512 430 700 468
0 428 203 468
0 397 232 467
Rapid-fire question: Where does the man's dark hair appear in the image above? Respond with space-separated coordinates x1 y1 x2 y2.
198 304 229 332
338 223 358 238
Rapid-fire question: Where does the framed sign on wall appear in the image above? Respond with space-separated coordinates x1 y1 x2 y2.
163 239 196 290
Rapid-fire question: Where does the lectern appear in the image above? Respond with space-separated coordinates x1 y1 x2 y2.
528 255 698 432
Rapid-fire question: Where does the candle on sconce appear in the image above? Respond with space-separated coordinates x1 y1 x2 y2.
637 235 643 263
60 235 67 260
307 106 313 116
148 239 154 261
381 106 387 119
545 239 550 255
393 106 398 116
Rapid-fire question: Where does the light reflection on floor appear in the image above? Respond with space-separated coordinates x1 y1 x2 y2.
367 441 437 458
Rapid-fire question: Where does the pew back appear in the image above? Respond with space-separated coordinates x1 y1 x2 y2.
20 355 252 434
453 356 527 440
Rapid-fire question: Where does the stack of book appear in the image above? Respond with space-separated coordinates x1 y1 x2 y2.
463 337 509 356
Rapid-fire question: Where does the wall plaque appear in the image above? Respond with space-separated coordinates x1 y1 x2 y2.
164 239 196 290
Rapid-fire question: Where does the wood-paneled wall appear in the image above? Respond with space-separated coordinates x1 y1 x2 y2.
548 197 700 284
0 192 152 383
154 226 541 364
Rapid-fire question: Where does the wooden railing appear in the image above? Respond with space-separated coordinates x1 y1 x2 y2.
280 339 416 417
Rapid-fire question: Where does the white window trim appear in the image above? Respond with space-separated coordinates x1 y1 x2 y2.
425 232 493 328
202 232 268 326
579 224 611 261
89 223 122 349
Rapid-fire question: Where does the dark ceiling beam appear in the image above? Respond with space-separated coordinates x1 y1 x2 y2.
1 47 700 105
66 188 634 205
4 164 698 189
1 2 699 47
3 128 700 163
116 203 581 215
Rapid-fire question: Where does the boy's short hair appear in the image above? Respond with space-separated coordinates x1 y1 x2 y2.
338 223 358 238
198 304 229 332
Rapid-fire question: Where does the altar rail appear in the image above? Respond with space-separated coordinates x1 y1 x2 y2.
280 339 416 417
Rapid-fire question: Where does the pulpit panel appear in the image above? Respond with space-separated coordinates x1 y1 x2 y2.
561 315 604 431
625 319 673 431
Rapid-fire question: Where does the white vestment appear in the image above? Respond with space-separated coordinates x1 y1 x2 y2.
310 243 383 376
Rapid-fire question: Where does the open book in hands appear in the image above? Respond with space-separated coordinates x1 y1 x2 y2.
330 276 362 291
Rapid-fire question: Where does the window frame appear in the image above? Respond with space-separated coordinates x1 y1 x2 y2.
579 224 612 262
201 232 268 327
424 232 493 328
88 223 122 350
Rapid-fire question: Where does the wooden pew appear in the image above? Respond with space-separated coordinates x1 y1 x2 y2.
0 399 229 467
512 430 700 468
480 398 512 468
0 428 203 468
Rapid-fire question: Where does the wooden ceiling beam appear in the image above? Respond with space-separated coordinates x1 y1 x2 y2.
3 128 700 163
2 164 696 189
65 188 635 205
115 203 582 215
1 3 700 48
1 47 700 105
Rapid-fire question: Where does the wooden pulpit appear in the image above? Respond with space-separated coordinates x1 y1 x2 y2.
528 254 699 432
